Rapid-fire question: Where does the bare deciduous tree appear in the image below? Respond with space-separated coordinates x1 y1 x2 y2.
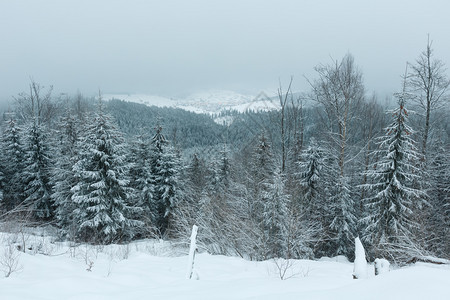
277 77 293 173
0 241 22 278
309 53 365 177
408 36 450 157
14 79 56 124
359 94 384 203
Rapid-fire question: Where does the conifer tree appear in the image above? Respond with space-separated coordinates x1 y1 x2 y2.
216 143 232 190
424 135 449 257
0 116 26 211
150 123 183 236
187 153 205 200
183 153 206 218
22 120 54 220
71 109 142 244
298 139 338 257
128 134 154 230
262 170 289 258
250 133 290 258
362 84 425 259
298 138 330 221
329 176 357 258
250 132 275 222
51 107 81 237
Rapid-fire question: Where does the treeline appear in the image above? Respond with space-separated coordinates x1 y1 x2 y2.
1 45 449 264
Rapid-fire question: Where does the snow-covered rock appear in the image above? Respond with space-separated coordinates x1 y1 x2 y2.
374 258 390 275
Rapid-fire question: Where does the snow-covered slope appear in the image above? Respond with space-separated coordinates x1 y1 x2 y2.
1 234 449 300
103 90 280 116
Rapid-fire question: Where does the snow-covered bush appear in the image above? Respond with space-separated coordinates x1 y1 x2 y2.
270 258 310 280
0 244 21 277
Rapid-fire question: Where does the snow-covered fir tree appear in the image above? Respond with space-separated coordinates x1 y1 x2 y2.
424 134 449 258
297 138 339 257
150 123 183 236
183 153 206 218
51 107 81 238
203 143 234 209
187 153 206 200
262 169 289 258
329 175 357 258
0 116 25 211
128 134 155 232
216 143 232 190
22 119 54 220
250 132 275 222
362 86 425 259
71 108 142 244
298 138 330 222
249 133 290 258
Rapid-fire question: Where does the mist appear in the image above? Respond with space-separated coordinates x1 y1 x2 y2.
1 0 449 101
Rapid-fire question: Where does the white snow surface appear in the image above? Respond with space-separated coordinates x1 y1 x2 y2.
1 233 449 300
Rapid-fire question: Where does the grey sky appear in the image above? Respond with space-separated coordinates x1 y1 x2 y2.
1 0 449 101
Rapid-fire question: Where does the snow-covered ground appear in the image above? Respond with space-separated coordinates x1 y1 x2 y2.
1 233 449 300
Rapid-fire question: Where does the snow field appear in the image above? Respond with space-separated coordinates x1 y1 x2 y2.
0 233 449 300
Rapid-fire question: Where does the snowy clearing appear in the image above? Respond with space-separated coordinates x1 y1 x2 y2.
0 234 449 300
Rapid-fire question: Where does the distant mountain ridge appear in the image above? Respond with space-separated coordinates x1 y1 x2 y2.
103 90 281 116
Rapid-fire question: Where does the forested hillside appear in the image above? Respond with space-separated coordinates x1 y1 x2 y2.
1 51 449 265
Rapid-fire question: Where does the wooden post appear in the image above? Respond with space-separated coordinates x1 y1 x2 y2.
186 225 198 279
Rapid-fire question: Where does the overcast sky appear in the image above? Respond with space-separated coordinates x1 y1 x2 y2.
1 0 449 101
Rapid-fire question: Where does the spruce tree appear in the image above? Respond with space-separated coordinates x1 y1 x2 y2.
262 170 289 258
0 117 26 212
250 132 275 222
250 133 289 258
150 123 183 236
424 135 450 258
362 87 425 259
22 120 54 220
329 175 357 258
298 139 337 257
298 138 330 222
72 110 142 244
128 134 154 231
187 153 206 203
183 153 206 219
51 108 81 238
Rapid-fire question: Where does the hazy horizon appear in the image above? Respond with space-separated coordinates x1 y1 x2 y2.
1 0 449 102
